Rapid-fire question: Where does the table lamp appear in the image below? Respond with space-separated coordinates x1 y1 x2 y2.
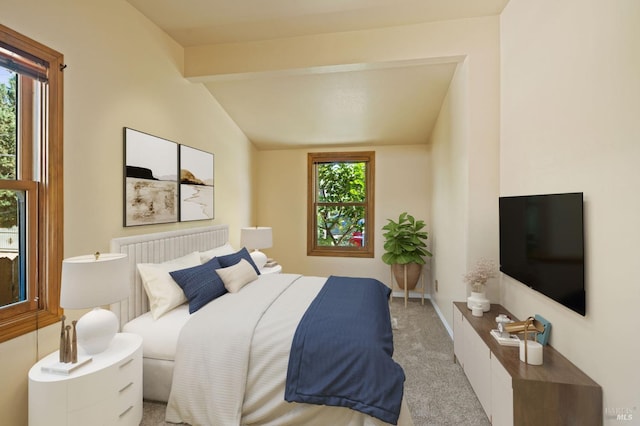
240 227 272 268
60 252 129 355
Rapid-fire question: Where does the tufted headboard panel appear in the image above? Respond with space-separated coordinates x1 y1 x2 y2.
109 224 229 328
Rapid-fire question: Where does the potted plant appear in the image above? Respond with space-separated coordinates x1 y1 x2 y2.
382 212 432 289
463 259 497 312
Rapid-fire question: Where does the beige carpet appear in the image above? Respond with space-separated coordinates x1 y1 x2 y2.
388 299 489 425
141 298 489 425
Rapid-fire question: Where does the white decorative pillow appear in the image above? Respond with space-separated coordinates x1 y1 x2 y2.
199 243 236 263
216 258 258 293
137 251 202 320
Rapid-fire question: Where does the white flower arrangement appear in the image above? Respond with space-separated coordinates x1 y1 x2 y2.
463 259 497 293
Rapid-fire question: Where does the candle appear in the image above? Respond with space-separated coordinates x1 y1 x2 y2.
519 340 543 365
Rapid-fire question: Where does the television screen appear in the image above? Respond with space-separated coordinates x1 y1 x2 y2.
499 192 585 315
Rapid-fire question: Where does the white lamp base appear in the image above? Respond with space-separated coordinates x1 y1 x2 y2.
76 307 119 354
249 250 268 269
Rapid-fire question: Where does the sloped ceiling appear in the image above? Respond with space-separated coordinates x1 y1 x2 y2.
127 0 509 149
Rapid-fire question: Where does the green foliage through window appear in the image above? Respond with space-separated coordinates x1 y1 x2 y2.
316 162 366 247
0 70 17 229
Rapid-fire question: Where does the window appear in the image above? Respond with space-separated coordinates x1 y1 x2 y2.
0 24 64 343
307 151 374 258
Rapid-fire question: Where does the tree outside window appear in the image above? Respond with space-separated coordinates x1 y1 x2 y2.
0 69 22 307
307 151 374 258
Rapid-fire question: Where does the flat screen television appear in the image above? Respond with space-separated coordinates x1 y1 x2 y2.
499 192 585 316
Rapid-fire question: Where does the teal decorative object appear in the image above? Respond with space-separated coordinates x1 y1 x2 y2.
535 314 551 346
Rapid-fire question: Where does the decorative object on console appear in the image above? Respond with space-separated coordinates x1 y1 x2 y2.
504 316 545 365
124 127 179 227
490 329 520 346
519 339 543 365
495 314 512 336
382 212 432 290
471 305 484 317
503 317 545 336
60 252 129 355
467 291 490 312
240 226 273 268
534 314 551 345
179 144 214 222
490 313 520 346
464 258 497 312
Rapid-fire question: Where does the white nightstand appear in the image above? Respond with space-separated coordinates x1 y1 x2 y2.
260 264 282 274
28 333 143 426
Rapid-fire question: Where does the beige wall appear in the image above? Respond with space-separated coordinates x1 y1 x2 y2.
429 61 471 328
428 47 501 330
500 0 640 420
0 0 255 423
256 145 431 286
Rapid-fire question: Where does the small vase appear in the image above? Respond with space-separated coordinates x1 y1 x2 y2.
467 291 490 312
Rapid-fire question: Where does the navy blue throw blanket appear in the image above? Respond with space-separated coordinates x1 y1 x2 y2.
285 276 405 424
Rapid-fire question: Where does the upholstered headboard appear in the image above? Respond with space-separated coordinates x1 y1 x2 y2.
109 224 229 328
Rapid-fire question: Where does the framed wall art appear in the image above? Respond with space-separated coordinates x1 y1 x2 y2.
179 145 214 222
124 128 179 226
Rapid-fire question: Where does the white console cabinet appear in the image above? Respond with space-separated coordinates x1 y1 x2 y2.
28 333 143 426
454 305 494 420
465 316 492 416
490 352 513 425
453 302 602 426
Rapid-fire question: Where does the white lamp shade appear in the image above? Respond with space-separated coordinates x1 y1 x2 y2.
241 227 272 269
60 253 129 309
240 227 273 250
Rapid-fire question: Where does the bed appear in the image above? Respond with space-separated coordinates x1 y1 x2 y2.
110 225 413 425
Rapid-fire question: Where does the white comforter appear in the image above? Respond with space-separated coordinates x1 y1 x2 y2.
165 273 413 426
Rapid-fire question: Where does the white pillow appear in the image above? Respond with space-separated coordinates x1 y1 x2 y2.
216 258 258 293
137 251 201 319
199 243 236 263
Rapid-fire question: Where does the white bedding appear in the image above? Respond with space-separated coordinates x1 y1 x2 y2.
165 273 413 426
122 304 191 402
123 304 190 362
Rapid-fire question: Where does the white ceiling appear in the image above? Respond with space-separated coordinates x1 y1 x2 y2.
127 0 509 150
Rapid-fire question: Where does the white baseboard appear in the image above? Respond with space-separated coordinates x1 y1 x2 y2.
390 290 430 300
389 291 453 340
430 299 453 339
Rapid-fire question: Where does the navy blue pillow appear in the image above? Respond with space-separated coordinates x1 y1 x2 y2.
216 247 261 275
170 257 226 314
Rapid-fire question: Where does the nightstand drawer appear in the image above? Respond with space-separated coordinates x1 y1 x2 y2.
115 401 142 425
69 401 111 426
68 366 114 410
116 378 141 414
115 351 142 392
